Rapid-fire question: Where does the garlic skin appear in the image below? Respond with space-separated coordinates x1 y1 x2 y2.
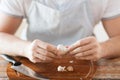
57 66 66 72
57 65 74 72
57 44 68 55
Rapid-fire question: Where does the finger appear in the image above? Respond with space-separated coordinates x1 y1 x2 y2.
45 44 58 54
36 40 58 55
33 52 53 61
70 43 96 55
68 37 93 52
36 47 56 58
75 55 95 61
32 57 43 63
33 57 53 63
74 49 96 57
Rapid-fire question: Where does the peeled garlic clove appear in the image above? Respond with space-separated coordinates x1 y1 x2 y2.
67 66 74 72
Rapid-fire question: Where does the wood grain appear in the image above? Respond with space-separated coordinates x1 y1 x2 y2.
7 56 97 80
1 56 120 80
94 57 120 79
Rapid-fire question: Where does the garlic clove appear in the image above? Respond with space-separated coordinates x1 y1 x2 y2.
57 66 66 72
57 44 68 55
67 66 74 72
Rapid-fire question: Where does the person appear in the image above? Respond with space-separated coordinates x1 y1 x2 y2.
0 0 120 63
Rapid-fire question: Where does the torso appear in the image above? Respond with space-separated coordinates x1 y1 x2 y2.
22 0 107 45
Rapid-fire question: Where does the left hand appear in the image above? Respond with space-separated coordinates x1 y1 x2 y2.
68 36 104 61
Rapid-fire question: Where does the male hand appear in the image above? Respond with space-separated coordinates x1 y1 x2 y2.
23 39 58 63
68 37 104 61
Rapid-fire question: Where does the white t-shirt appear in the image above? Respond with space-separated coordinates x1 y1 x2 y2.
0 0 120 45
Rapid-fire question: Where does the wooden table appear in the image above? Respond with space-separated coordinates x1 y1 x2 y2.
0 57 9 80
0 57 120 80
94 57 120 79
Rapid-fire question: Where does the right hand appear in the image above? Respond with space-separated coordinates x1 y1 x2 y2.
23 39 58 63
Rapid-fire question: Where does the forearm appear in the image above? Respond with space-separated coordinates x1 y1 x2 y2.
101 36 120 59
0 32 31 57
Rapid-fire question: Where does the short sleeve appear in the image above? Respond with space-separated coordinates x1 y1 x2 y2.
0 0 25 17
103 0 120 19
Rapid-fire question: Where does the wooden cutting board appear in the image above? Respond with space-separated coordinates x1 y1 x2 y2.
7 56 97 80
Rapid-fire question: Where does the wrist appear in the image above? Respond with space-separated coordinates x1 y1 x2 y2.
100 42 110 59
19 40 31 58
